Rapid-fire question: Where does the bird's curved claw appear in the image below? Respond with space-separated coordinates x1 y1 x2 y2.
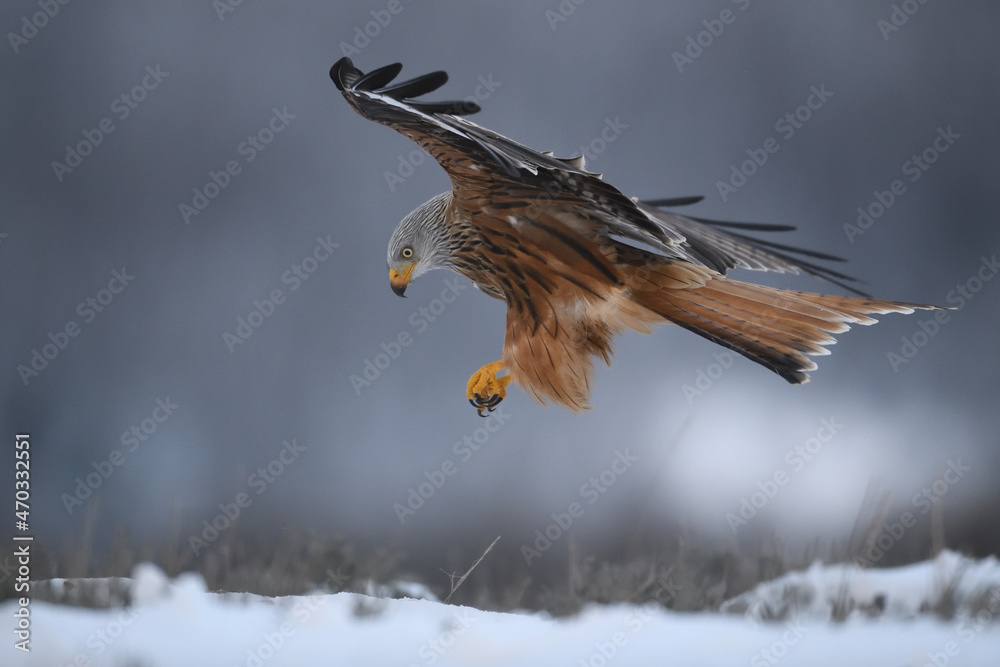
466 362 511 417
468 393 503 417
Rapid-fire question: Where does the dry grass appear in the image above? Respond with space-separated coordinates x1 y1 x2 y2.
7 484 981 618
11 527 803 615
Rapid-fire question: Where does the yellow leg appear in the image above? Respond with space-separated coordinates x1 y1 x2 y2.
466 361 512 417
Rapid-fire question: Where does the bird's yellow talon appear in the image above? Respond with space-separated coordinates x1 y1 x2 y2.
466 361 511 416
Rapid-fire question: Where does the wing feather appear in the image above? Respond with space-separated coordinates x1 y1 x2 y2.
636 201 868 296
332 58 869 296
330 58 683 253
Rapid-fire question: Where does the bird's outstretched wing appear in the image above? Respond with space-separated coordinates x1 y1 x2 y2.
330 58 686 253
330 58 863 293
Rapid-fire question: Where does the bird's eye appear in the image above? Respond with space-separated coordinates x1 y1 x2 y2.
401 247 414 259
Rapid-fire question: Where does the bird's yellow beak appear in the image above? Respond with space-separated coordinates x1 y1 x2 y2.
389 261 416 297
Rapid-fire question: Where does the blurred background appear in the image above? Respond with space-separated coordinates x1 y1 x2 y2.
2 1 998 594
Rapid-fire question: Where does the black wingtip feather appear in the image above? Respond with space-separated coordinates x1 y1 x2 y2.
691 217 798 232
641 197 869 294
642 196 706 208
413 100 481 115
725 231 848 263
355 62 403 91
330 57 358 91
643 199 797 231
330 58 480 116
380 70 449 99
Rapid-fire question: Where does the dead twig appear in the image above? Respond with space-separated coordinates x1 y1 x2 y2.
443 536 501 604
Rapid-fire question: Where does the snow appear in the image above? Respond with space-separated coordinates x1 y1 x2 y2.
723 550 1000 621
4 551 1000 666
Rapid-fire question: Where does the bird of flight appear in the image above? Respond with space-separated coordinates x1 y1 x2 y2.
330 58 941 416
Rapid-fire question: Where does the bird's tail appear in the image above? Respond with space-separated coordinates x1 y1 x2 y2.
632 273 939 383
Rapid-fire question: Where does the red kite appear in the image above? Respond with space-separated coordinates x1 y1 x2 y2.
330 58 941 415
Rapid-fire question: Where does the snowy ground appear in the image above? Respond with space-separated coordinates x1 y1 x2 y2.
4 551 1000 666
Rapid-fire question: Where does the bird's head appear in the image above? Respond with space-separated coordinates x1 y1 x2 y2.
387 191 454 297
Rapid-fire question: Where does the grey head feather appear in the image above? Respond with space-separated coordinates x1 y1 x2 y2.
387 191 455 279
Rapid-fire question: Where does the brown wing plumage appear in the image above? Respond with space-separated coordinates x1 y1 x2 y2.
332 58 945 411
330 58 685 253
